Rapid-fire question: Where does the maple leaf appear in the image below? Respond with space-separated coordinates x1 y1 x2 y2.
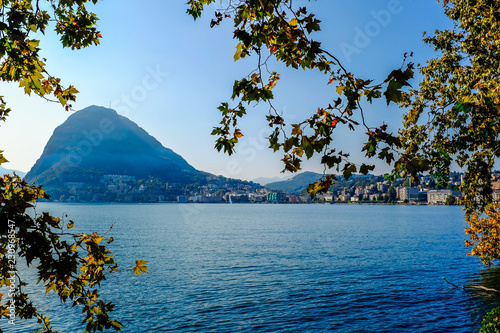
133 260 149 276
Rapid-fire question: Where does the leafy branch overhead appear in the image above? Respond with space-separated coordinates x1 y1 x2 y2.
188 0 414 194
188 1 500 267
0 1 149 332
0 175 148 332
0 0 102 111
398 0 500 265
188 2 500 327
195 1 500 331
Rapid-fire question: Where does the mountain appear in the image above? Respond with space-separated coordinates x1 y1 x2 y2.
265 171 324 193
253 174 294 186
25 105 205 187
265 172 380 194
0 165 27 178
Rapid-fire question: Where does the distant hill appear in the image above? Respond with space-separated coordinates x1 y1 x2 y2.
265 171 324 193
0 165 27 178
253 174 294 186
25 105 206 187
265 171 379 193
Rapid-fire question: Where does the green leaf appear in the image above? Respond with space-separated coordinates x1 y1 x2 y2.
342 164 357 180
359 163 375 175
383 79 404 105
284 137 298 152
321 155 342 169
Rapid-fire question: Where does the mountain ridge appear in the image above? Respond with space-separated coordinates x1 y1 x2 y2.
25 105 205 187
253 174 294 186
0 165 27 178
265 171 324 193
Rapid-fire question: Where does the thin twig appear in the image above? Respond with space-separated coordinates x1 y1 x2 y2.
443 276 462 289
443 277 500 293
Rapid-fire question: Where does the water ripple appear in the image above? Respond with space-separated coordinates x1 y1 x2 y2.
2 203 497 332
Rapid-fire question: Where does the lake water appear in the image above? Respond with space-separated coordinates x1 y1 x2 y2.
3 203 500 332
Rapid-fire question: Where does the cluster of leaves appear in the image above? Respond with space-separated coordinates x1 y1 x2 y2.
190 1 498 331
465 203 500 266
480 305 500 333
188 0 415 197
0 1 149 331
188 0 500 258
0 174 148 332
398 0 500 263
0 0 102 109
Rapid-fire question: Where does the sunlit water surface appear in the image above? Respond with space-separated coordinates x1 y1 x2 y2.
3 203 500 332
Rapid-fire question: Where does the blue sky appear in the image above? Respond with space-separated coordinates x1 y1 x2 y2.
0 0 452 181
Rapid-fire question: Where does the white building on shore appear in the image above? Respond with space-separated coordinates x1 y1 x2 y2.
427 189 453 205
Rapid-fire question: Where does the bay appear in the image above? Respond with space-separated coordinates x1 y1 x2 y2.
4 203 500 332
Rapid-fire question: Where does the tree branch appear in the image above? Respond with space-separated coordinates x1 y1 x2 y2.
443 277 500 293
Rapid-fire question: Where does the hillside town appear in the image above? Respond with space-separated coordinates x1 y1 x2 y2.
54 172 500 205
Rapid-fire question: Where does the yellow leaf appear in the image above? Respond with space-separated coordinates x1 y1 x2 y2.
234 43 243 61
133 260 149 276
336 85 344 96
0 307 9 317
291 124 302 136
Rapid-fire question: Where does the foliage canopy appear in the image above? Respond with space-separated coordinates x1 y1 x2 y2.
398 0 500 265
188 0 415 196
0 1 147 332
0 0 499 330
188 1 500 328
187 0 500 263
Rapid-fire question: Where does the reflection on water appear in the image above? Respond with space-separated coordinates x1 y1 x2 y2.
476 267 500 291
1 203 498 332
466 266 500 324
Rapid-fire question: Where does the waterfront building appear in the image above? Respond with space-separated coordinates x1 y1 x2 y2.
267 192 287 203
427 189 453 205
398 187 420 201
177 195 188 203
